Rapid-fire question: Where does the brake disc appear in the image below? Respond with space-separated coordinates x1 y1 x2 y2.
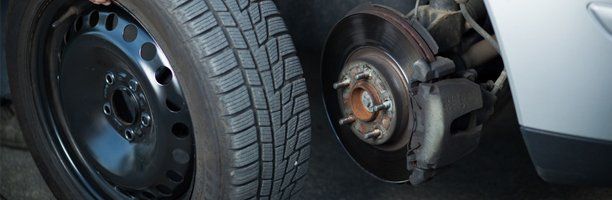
321 4 435 182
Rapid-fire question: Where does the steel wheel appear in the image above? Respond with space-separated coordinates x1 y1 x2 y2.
8 0 312 199
40 5 194 199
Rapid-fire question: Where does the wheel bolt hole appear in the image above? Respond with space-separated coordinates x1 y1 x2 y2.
124 129 135 141
172 123 189 138
105 73 115 85
141 113 151 127
89 11 100 27
105 13 118 31
111 89 137 124
155 66 173 85
103 104 111 115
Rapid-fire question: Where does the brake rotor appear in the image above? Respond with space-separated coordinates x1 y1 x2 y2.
321 4 435 182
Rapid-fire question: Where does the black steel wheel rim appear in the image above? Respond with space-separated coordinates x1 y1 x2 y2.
34 3 194 199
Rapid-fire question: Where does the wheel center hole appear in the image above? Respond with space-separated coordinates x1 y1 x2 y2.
111 88 138 124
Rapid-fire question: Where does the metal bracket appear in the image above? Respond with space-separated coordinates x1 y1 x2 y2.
410 56 456 82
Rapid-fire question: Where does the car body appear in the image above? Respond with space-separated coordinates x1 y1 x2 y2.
486 0 612 184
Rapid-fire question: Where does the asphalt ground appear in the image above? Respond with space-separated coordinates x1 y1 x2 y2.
2 53 612 200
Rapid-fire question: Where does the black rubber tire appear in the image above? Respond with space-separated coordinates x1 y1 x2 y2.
6 0 311 199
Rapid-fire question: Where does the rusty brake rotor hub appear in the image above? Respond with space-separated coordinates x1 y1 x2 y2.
335 47 404 146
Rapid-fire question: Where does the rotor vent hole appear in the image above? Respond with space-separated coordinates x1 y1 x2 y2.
89 11 99 27
156 185 172 195
166 170 184 182
172 123 189 138
140 42 157 61
105 13 118 31
155 66 173 85
123 24 138 42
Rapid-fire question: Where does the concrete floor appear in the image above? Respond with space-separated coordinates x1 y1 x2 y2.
1 54 612 199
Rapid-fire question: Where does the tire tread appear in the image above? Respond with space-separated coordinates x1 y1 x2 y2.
165 0 310 199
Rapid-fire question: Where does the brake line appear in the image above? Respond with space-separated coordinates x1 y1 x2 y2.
456 0 506 95
457 0 499 53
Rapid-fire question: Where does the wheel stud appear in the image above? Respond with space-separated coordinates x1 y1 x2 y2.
333 78 351 89
105 72 115 85
364 129 382 139
141 113 151 127
372 100 392 112
338 115 355 125
355 72 370 80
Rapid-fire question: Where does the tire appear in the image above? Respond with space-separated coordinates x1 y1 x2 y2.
6 0 311 199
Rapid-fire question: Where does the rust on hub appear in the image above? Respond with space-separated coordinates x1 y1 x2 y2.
349 82 381 122
335 55 399 146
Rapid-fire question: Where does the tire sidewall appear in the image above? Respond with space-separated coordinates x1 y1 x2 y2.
114 1 231 199
7 0 93 199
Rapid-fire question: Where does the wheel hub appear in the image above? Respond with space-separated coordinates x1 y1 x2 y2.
336 58 397 145
104 70 151 142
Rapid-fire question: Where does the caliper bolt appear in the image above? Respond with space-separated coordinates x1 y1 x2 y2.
105 72 115 85
364 129 382 139
333 78 351 89
141 112 151 127
372 100 392 112
338 115 356 125
355 72 371 80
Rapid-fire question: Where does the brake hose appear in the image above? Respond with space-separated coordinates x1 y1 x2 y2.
456 0 507 94
457 0 499 53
